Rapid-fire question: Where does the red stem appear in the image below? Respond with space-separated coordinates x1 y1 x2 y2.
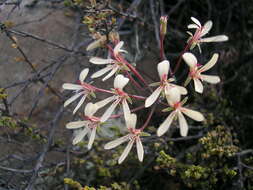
172 40 193 76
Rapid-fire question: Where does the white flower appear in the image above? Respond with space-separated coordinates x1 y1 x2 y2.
96 74 131 122
182 52 221 93
89 41 128 81
62 68 95 114
187 17 228 53
157 88 204 137
66 103 100 150
104 114 144 164
145 60 187 107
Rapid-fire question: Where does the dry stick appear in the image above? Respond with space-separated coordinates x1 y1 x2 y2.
0 165 33 174
28 56 67 118
25 106 64 190
8 29 86 56
3 30 62 99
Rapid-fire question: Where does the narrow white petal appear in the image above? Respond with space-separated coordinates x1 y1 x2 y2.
102 66 119 81
200 74 221 84
165 87 181 106
88 128 96 150
62 83 83 90
145 87 163 107
100 100 119 122
104 135 129 149
200 35 228 43
178 111 188 137
73 128 89 145
66 121 88 129
73 95 87 114
191 17 201 27
89 57 114 65
91 66 113 78
85 103 98 117
201 21 213 37
126 114 137 129
136 138 144 162
118 140 134 164
114 41 124 55
157 60 170 80
79 68 89 83
86 36 106 51
64 92 83 107
199 53 219 72
193 78 203 93
96 96 115 109
122 99 131 122
113 74 129 89
187 24 199 29
182 52 198 68
181 108 204 121
157 111 176 136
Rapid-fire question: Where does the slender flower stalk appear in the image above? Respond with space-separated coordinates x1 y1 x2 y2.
145 60 187 107
104 114 145 164
182 52 221 93
66 103 101 149
157 88 204 137
62 69 95 114
187 17 228 53
96 74 131 122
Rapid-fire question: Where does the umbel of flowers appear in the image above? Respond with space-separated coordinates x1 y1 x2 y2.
62 17 228 164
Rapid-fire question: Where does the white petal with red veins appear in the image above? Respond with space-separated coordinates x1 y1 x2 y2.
66 121 88 129
114 41 125 55
84 103 98 117
187 24 199 29
104 135 129 149
200 35 228 43
165 87 181 106
73 128 89 145
100 100 119 122
181 108 205 121
91 65 113 78
157 111 176 136
200 74 221 84
199 53 219 72
145 87 163 107
89 57 114 65
178 111 188 137
118 140 134 164
62 83 83 90
190 17 201 27
96 96 115 109
157 60 170 80
73 94 87 114
79 68 89 83
136 138 144 162
102 65 119 81
182 52 198 68
64 92 83 107
201 21 213 37
193 78 204 93
126 114 137 129
122 99 131 122
88 128 96 150
114 74 129 89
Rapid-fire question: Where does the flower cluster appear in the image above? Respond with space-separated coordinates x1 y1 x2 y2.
63 17 228 164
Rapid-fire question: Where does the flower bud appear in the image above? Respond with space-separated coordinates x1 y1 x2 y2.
160 16 168 36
